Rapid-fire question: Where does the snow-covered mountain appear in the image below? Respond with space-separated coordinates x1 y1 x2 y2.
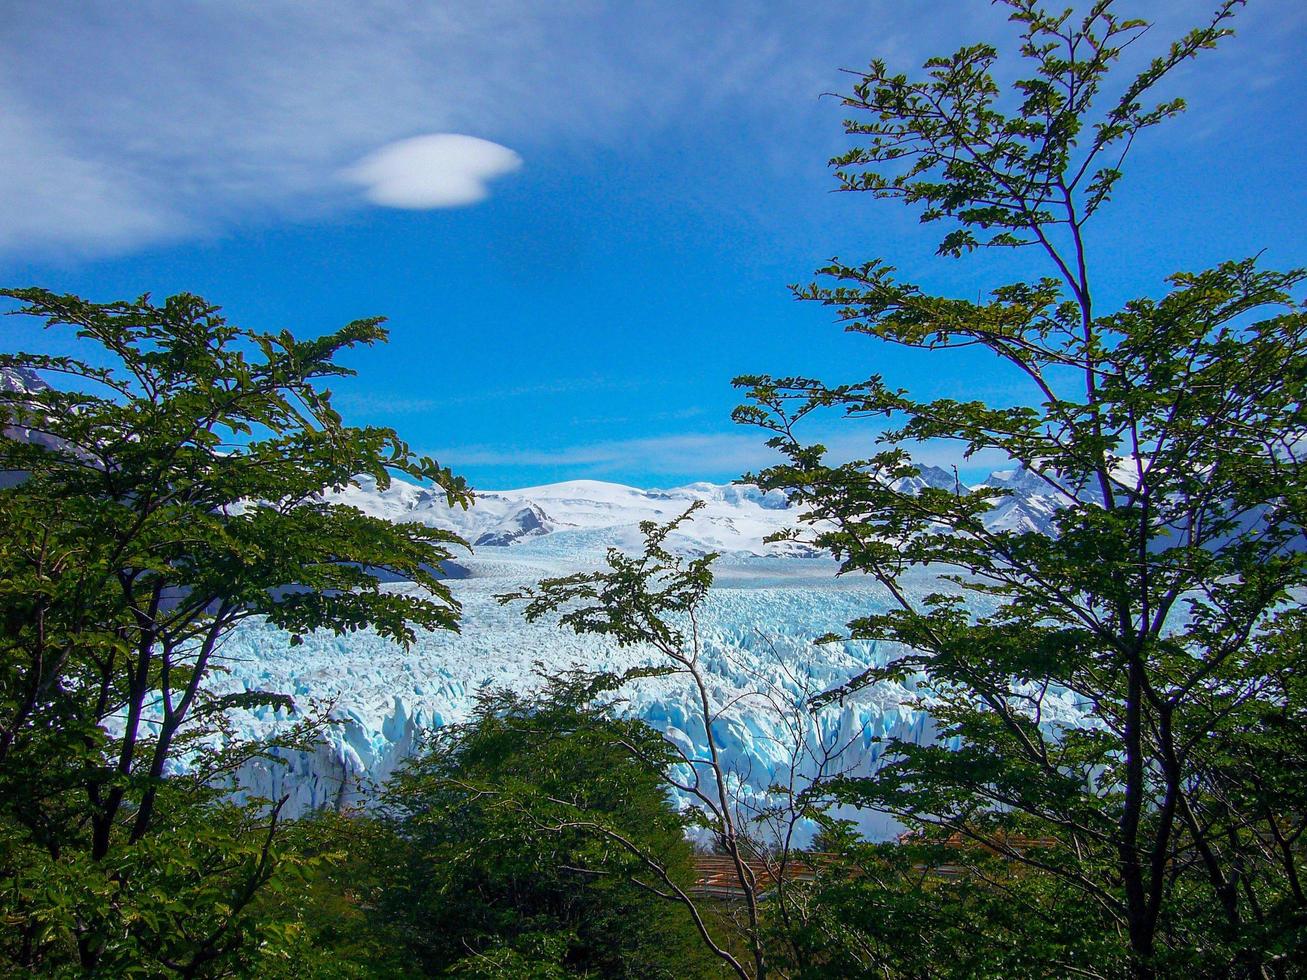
888 463 963 497
0 365 65 463
330 476 809 557
327 462 1071 561
975 467 1070 535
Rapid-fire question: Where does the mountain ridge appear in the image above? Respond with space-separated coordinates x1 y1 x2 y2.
328 462 1065 555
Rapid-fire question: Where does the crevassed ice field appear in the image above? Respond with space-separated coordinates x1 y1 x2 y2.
205 476 1078 841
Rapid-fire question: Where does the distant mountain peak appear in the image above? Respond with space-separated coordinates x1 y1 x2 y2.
472 502 552 547
891 463 966 495
0 366 49 395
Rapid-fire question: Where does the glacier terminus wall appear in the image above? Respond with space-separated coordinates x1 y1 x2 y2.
201 477 1077 842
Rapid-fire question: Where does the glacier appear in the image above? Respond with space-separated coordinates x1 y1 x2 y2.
207 475 1081 842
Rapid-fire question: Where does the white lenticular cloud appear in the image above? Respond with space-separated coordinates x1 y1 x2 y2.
344 134 522 209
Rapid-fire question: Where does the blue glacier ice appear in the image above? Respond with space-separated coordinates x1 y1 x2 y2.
201 476 1080 841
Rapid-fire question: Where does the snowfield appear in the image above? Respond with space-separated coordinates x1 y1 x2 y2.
208 474 1080 842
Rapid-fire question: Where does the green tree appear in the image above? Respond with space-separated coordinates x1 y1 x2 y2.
372 673 720 978
777 824 1123 978
502 507 862 980
0 289 470 974
246 809 418 979
733 1 1305 976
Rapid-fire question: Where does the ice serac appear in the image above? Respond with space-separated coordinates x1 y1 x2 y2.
214 561 973 842
0 396 1080 843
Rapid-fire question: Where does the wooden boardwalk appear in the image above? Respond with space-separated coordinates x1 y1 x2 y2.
689 855 823 901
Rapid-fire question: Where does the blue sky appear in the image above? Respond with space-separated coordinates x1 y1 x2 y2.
2 0 1304 489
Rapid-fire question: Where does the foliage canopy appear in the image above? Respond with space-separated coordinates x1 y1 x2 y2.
734 1 1306 975
0 289 469 973
372 675 718 978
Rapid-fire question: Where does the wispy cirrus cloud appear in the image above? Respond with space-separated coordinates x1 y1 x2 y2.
0 99 178 254
0 0 958 256
4 0 1296 256
433 430 1010 486
436 433 769 476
